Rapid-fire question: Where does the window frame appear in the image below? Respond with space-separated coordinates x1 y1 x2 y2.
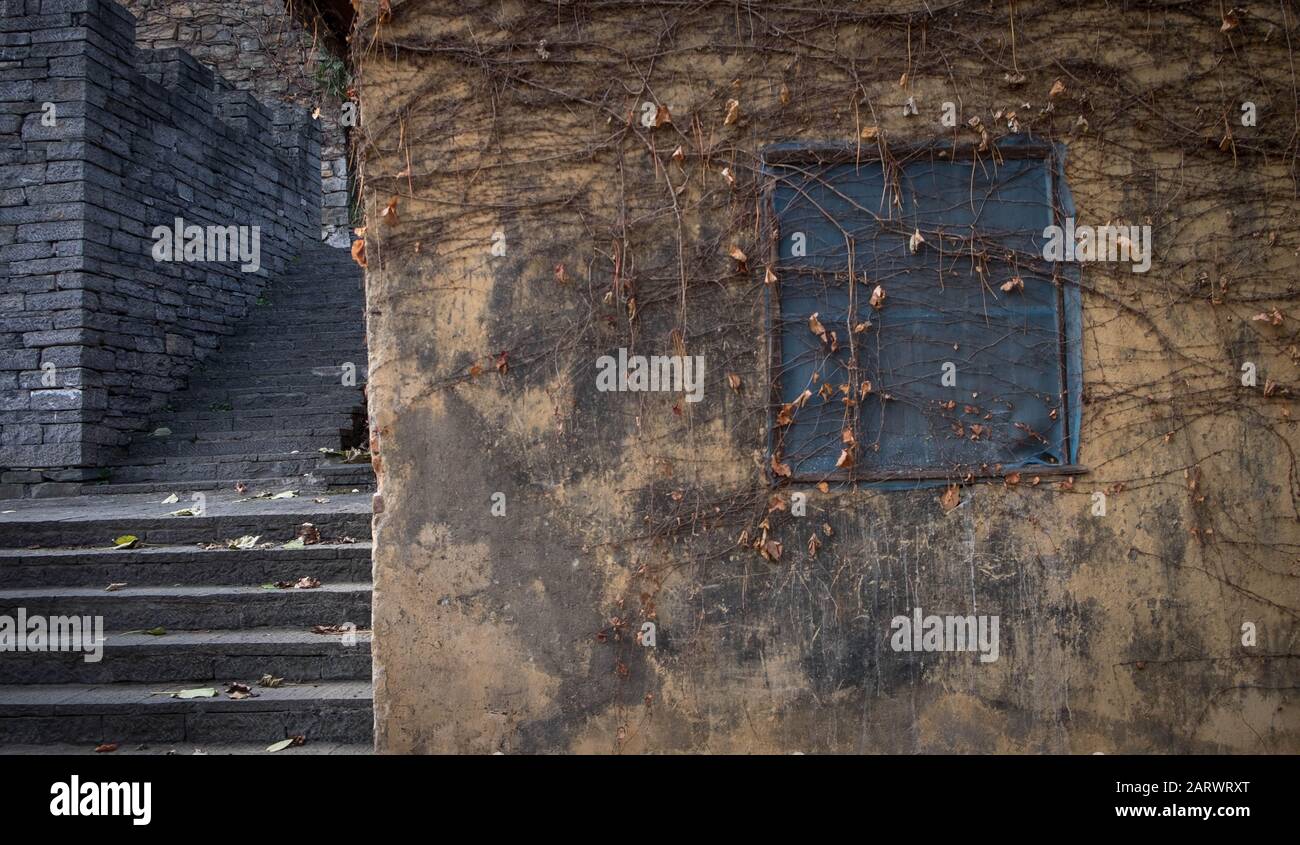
761 137 1087 486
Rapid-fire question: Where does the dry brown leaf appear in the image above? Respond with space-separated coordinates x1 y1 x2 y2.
1221 9 1240 31
807 533 822 557
940 484 960 512
672 145 685 163
771 454 793 478
764 266 777 286
727 373 742 392
654 104 672 126
816 481 830 493
350 237 366 268
1049 79 1066 99
380 196 399 226
808 312 827 339
860 125 880 140
724 98 742 125
870 285 886 309
767 493 787 513
298 523 320 545
909 229 925 254
1001 276 1025 293
760 538 783 561
779 83 791 106
1005 472 1022 487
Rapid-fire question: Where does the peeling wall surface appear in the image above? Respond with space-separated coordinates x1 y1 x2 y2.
352 0 1300 753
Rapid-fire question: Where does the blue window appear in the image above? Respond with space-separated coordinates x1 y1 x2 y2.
766 140 1082 483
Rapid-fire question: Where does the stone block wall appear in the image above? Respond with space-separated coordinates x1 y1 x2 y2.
0 0 320 496
120 0 354 246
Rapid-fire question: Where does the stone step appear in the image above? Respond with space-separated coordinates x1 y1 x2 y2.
179 371 366 389
0 740 372 754
0 583 372 630
129 436 348 459
0 680 373 745
0 491 373 546
156 408 359 427
103 457 326 484
240 315 365 330
311 464 375 487
0 542 372 588
133 427 351 444
80 476 371 496
0 628 371 685
214 332 367 350
165 391 365 411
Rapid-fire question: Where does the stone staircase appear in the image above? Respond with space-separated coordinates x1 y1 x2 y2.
0 244 375 754
94 241 373 494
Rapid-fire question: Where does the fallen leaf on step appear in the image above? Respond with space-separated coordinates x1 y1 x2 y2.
168 507 198 517
311 624 353 635
258 674 284 688
235 482 248 494
143 627 166 636
225 682 256 700
172 687 218 699
160 493 179 504
228 535 261 550
281 538 306 550
266 736 306 753
151 427 171 437
105 583 127 592
294 576 321 589
112 535 139 550
94 743 118 753
269 490 298 500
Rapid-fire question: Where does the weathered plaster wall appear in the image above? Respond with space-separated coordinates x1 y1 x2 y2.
354 0 1300 753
